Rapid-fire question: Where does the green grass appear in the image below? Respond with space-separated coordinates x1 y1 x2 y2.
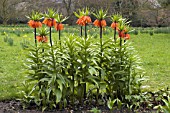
0 34 26 100
0 25 169 100
131 33 170 91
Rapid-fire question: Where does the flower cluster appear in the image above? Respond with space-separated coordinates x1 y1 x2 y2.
76 16 91 26
74 8 92 26
27 9 67 44
74 9 131 40
28 20 42 28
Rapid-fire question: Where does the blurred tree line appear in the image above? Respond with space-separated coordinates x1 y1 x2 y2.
0 0 169 27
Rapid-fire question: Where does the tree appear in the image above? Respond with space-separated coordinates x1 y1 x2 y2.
140 0 170 26
0 0 59 24
0 0 24 24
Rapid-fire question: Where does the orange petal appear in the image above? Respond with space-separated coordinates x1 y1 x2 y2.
43 18 56 27
83 16 91 24
55 23 64 31
36 36 42 42
125 34 130 40
118 30 125 38
111 22 118 29
93 19 100 27
101 20 106 27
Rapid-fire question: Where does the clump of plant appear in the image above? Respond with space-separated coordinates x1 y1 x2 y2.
131 29 138 35
149 30 154 36
21 9 145 112
3 33 14 46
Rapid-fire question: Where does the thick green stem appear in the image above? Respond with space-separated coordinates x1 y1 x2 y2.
81 26 83 37
83 38 87 99
120 37 122 70
99 26 103 73
59 30 61 49
114 28 117 43
120 37 122 48
97 26 103 105
34 28 37 47
85 24 87 39
70 61 74 105
49 27 53 47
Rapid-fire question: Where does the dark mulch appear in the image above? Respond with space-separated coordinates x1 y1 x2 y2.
0 100 156 113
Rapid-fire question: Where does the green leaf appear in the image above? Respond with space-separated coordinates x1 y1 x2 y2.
88 66 97 75
55 89 62 104
57 79 63 91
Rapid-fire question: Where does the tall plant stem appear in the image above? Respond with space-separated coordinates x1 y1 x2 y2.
49 27 53 47
83 38 87 100
80 26 83 37
70 61 75 105
114 28 117 43
97 26 103 105
100 26 103 78
34 28 43 104
120 37 122 70
83 24 87 99
59 30 62 49
34 28 37 47
120 37 122 48
85 24 87 39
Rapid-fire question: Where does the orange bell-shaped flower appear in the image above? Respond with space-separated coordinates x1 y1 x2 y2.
43 18 56 27
28 20 42 28
55 23 64 31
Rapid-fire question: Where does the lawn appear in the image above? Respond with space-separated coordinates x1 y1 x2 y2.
131 33 170 91
0 25 169 100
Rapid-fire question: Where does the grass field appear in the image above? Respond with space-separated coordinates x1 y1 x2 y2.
0 25 170 100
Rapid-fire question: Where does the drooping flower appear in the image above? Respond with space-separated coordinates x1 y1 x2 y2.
74 8 91 26
118 30 125 38
111 22 118 29
43 9 58 27
55 23 64 31
26 11 43 28
110 14 122 30
28 20 42 28
82 16 91 24
117 18 132 40
54 13 67 31
93 19 107 27
43 18 56 27
118 29 130 40
124 33 130 40
36 36 48 43
93 9 107 28
36 27 49 43
76 17 86 26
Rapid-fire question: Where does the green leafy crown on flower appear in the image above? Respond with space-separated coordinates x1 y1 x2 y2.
74 7 91 18
26 11 43 21
92 9 107 20
37 27 49 36
44 8 58 19
55 13 68 23
118 18 131 31
110 13 122 23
